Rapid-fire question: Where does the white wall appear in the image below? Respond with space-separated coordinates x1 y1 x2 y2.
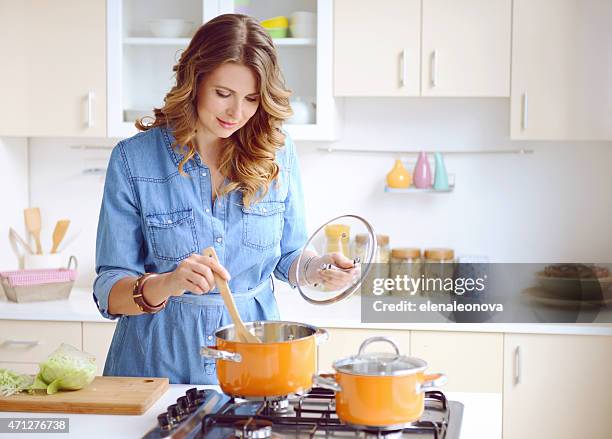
0 138 29 271
27 99 612 288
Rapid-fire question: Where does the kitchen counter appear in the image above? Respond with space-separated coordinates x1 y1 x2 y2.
1 286 611 336
0 385 502 439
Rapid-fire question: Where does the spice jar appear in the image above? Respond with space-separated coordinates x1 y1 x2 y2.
389 248 422 297
357 234 390 296
325 224 350 256
423 248 455 295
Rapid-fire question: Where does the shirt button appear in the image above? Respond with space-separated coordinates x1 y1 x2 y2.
216 237 223 243
262 207 267 213
166 220 173 224
207 335 213 341
201 172 207 177
205 208 210 213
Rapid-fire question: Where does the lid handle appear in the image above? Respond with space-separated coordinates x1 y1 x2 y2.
357 336 401 358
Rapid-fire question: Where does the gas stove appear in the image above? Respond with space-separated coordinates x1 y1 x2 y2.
142 388 463 439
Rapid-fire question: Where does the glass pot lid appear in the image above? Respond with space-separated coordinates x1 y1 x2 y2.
295 214 376 305
333 336 427 376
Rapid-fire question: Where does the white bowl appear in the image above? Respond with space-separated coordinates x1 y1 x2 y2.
149 19 194 38
289 21 316 38
290 11 316 23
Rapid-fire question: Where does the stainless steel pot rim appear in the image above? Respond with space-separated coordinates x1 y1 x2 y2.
213 319 323 343
332 354 429 376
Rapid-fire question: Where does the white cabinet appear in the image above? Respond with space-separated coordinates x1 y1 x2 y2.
411 330 503 393
107 0 339 140
334 0 511 98
334 0 421 97
83 322 117 375
0 0 106 137
511 0 612 140
503 334 612 439
421 0 511 97
0 320 81 373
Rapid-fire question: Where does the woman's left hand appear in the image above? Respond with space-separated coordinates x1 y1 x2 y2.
305 252 360 290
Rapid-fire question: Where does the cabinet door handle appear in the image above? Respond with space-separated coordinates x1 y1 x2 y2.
2 340 40 348
521 93 528 131
399 49 407 88
430 50 437 88
86 91 94 129
514 345 521 385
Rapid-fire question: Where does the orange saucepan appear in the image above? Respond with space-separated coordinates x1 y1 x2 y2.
201 321 328 398
314 336 447 429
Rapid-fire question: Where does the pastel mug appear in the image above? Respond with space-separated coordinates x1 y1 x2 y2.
23 253 68 270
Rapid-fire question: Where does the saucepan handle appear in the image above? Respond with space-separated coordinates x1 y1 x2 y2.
200 346 242 363
314 327 329 345
419 373 448 393
312 373 342 392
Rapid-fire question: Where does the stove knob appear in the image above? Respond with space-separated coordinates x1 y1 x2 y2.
186 387 199 404
196 389 208 404
177 396 195 414
167 403 186 422
157 412 172 431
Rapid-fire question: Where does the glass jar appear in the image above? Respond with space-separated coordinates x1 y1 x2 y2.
389 248 422 297
357 233 390 296
324 224 350 257
423 248 455 295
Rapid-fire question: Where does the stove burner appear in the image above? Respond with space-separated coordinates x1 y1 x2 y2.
264 398 295 417
234 419 273 439
363 430 404 439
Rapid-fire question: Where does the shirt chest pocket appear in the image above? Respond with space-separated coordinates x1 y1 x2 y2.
242 201 285 251
145 208 198 261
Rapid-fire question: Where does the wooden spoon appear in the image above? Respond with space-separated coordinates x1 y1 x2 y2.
24 208 43 255
203 246 262 343
50 219 70 254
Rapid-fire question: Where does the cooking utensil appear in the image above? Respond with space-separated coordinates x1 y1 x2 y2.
8 228 33 270
56 227 82 253
24 208 43 255
50 219 70 254
313 336 447 429
201 321 328 398
203 246 261 343
0 376 168 415
295 215 376 305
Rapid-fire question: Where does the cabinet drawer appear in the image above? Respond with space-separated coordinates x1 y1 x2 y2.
0 361 40 375
0 320 81 363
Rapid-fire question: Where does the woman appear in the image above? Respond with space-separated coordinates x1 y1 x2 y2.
93 14 353 384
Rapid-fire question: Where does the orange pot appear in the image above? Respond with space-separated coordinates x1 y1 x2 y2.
201 321 328 398
314 336 447 429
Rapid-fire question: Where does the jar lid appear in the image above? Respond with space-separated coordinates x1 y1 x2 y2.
391 247 421 259
333 337 427 376
295 215 377 305
377 234 390 246
424 248 455 261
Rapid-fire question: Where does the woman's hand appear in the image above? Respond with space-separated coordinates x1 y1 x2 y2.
305 252 360 290
163 254 231 296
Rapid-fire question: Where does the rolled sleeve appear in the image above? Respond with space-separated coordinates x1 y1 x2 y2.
93 143 145 320
274 136 308 285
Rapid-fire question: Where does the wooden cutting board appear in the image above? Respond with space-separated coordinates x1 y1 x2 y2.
0 376 169 415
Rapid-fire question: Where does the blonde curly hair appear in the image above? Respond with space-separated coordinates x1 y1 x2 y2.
136 14 293 207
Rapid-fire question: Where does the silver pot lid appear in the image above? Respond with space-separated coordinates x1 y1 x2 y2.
295 215 377 305
333 337 427 376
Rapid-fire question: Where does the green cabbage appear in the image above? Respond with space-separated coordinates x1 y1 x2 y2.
29 344 96 395
0 368 33 397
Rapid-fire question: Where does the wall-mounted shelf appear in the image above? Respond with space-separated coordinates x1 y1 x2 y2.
384 184 455 193
318 147 534 155
123 37 316 47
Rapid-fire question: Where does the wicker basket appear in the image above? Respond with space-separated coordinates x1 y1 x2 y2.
0 256 77 303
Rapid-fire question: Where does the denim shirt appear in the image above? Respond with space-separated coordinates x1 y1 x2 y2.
92 126 307 383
